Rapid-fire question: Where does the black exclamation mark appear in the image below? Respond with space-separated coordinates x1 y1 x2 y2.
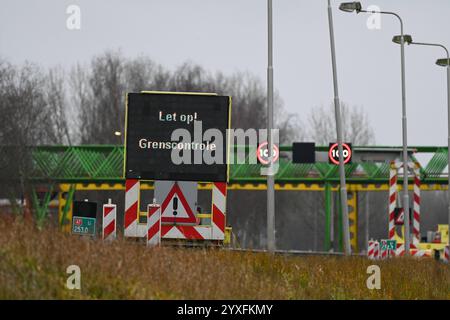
173 197 178 216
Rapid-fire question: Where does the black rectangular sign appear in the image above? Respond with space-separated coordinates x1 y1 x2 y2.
125 92 231 182
73 201 97 219
292 142 316 164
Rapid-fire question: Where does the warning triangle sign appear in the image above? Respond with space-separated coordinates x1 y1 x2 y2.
160 183 197 224
394 208 405 225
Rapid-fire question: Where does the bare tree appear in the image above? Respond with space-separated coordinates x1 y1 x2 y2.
124 56 169 92
308 103 375 145
69 63 91 144
71 50 126 144
45 67 72 145
0 61 64 218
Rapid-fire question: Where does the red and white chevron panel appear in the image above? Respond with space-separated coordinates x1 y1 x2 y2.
395 246 432 258
412 163 421 248
161 225 211 240
410 249 431 258
444 246 449 263
211 182 227 240
389 162 398 241
124 179 139 237
147 203 161 246
102 199 116 241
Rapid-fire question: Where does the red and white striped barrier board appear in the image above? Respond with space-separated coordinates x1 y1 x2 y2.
394 245 432 258
147 203 161 247
444 246 449 263
102 199 116 241
124 179 139 237
161 224 212 240
410 249 432 258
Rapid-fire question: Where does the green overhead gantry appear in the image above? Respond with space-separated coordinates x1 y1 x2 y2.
6 144 448 252
25 145 449 184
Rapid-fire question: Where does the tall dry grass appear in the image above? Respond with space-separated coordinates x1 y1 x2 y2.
0 216 448 299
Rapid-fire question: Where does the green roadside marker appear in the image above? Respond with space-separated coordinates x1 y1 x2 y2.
72 216 96 236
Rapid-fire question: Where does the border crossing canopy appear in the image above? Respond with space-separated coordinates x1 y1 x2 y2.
124 92 231 182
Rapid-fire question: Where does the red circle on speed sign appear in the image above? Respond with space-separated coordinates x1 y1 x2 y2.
257 142 279 165
328 143 352 165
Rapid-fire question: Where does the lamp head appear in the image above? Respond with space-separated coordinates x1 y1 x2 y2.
392 35 413 45
436 58 450 67
339 2 363 13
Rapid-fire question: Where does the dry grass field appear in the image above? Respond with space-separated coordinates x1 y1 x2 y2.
0 216 449 300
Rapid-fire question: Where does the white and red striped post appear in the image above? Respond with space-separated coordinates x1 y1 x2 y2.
411 162 421 249
373 241 379 260
367 240 375 259
388 162 397 243
147 202 161 247
124 179 139 237
368 239 379 260
211 182 227 240
373 241 380 260
102 198 116 241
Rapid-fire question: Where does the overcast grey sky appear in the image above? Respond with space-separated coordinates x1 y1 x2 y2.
1 0 449 146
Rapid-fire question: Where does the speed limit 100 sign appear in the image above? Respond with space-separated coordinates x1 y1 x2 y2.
328 143 352 165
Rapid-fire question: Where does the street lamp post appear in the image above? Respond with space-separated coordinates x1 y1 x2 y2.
393 35 450 245
267 0 276 252
339 2 412 253
437 56 450 245
327 0 352 255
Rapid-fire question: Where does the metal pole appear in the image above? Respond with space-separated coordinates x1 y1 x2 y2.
365 192 370 252
355 9 410 252
267 0 275 252
447 64 450 245
399 21 411 254
327 0 351 255
325 183 332 251
409 43 450 244
330 190 334 251
314 202 318 251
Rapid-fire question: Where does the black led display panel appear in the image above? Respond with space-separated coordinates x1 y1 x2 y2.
125 92 230 182
73 201 97 219
292 142 316 164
